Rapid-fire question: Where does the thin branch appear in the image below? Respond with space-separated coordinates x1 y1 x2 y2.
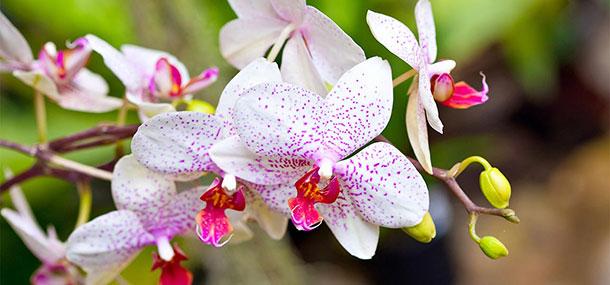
0 165 43 192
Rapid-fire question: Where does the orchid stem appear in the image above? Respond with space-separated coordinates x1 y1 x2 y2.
468 213 481 243
392 69 417 87
34 90 48 143
114 98 129 157
267 24 296 62
75 180 92 228
48 155 113 181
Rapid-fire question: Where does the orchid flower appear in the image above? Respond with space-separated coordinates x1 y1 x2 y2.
83 34 219 121
220 0 365 96
65 155 202 285
131 58 289 247
366 0 489 173
212 57 429 259
0 12 122 113
0 170 82 285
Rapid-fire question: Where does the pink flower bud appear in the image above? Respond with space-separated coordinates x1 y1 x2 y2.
430 73 454 102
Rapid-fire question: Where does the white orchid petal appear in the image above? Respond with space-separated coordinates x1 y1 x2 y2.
215 57 282 135
318 192 379 259
66 210 155 285
112 155 176 218
133 101 176 123
85 34 142 91
243 186 288 240
1 209 63 264
280 34 327 97
13 70 60 99
228 0 277 19
219 18 287 69
335 142 429 227
0 11 33 65
417 66 443 133
248 183 295 216
270 0 306 23
366 10 421 69
428 59 456 76
303 7 365 84
324 57 393 159
406 85 433 174
415 0 437 63
121 44 190 82
210 135 311 186
4 168 35 222
234 82 328 161
131 111 223 178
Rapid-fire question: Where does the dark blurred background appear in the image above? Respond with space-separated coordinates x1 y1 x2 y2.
1 0 608 284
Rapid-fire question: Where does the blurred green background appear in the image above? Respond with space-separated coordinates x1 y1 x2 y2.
1 0 608 284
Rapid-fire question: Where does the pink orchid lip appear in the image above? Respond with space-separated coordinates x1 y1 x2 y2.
151 243 193 285
288 166 340 231
148 57 183 99
195 178 246 247
441 73 489 109
37 39 91 85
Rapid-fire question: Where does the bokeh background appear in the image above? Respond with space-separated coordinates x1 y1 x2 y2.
1 0 609 284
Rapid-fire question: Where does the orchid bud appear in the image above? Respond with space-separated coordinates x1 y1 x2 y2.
430 73 454 102
480 167 511 209
402 211 436 243
479 236 509 259
186 99 215 114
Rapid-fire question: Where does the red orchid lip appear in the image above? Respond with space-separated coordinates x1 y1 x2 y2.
288 166 340 231
152 244 193 285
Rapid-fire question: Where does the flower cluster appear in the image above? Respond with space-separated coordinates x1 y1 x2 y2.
1 1 510 285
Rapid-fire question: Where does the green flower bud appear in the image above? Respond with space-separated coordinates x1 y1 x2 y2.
480 167 511 209
479 236 509 259
186 99 215 114
402 212 436 243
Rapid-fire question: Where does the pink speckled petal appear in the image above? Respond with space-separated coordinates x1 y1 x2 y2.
302 7 365 84
156 186 205 237
66 210 155 285
281 34 327 97
406 83 433 174
85 34 142 91
234 82 328 161
270 0 305 23
248 183 295 216
415 0 437 63
334 142 429 228
318 191 379 259
324 57 393 159
418 65 443 133
131 111 223 179
210 135 310 185
216 58 282 135
228 0 277 19
366 10 421 69
220 18 287 69
112 155 176 219
121 44 190 82
0 11 33 66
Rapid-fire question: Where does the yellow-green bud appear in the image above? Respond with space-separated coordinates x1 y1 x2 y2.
479 236 509 259
402 212 436 243
186 99 215 114
480 167 511 209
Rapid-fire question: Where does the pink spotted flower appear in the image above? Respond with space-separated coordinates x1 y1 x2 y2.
84 34 219 121
212 57 429 259
0 12 122 112
367 0 489 173
131 58 290 247
220 0 365 96
65 155 200 285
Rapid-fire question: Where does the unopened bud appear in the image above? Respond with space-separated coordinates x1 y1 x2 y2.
431 73 454 102
479 236 509 259
186 99 215 114
402 212 436 243
480 168 511 209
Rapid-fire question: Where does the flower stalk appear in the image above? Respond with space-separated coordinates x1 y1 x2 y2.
267 24 296 62
34 90 48 143
392 69 417 87
75 180 92 228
